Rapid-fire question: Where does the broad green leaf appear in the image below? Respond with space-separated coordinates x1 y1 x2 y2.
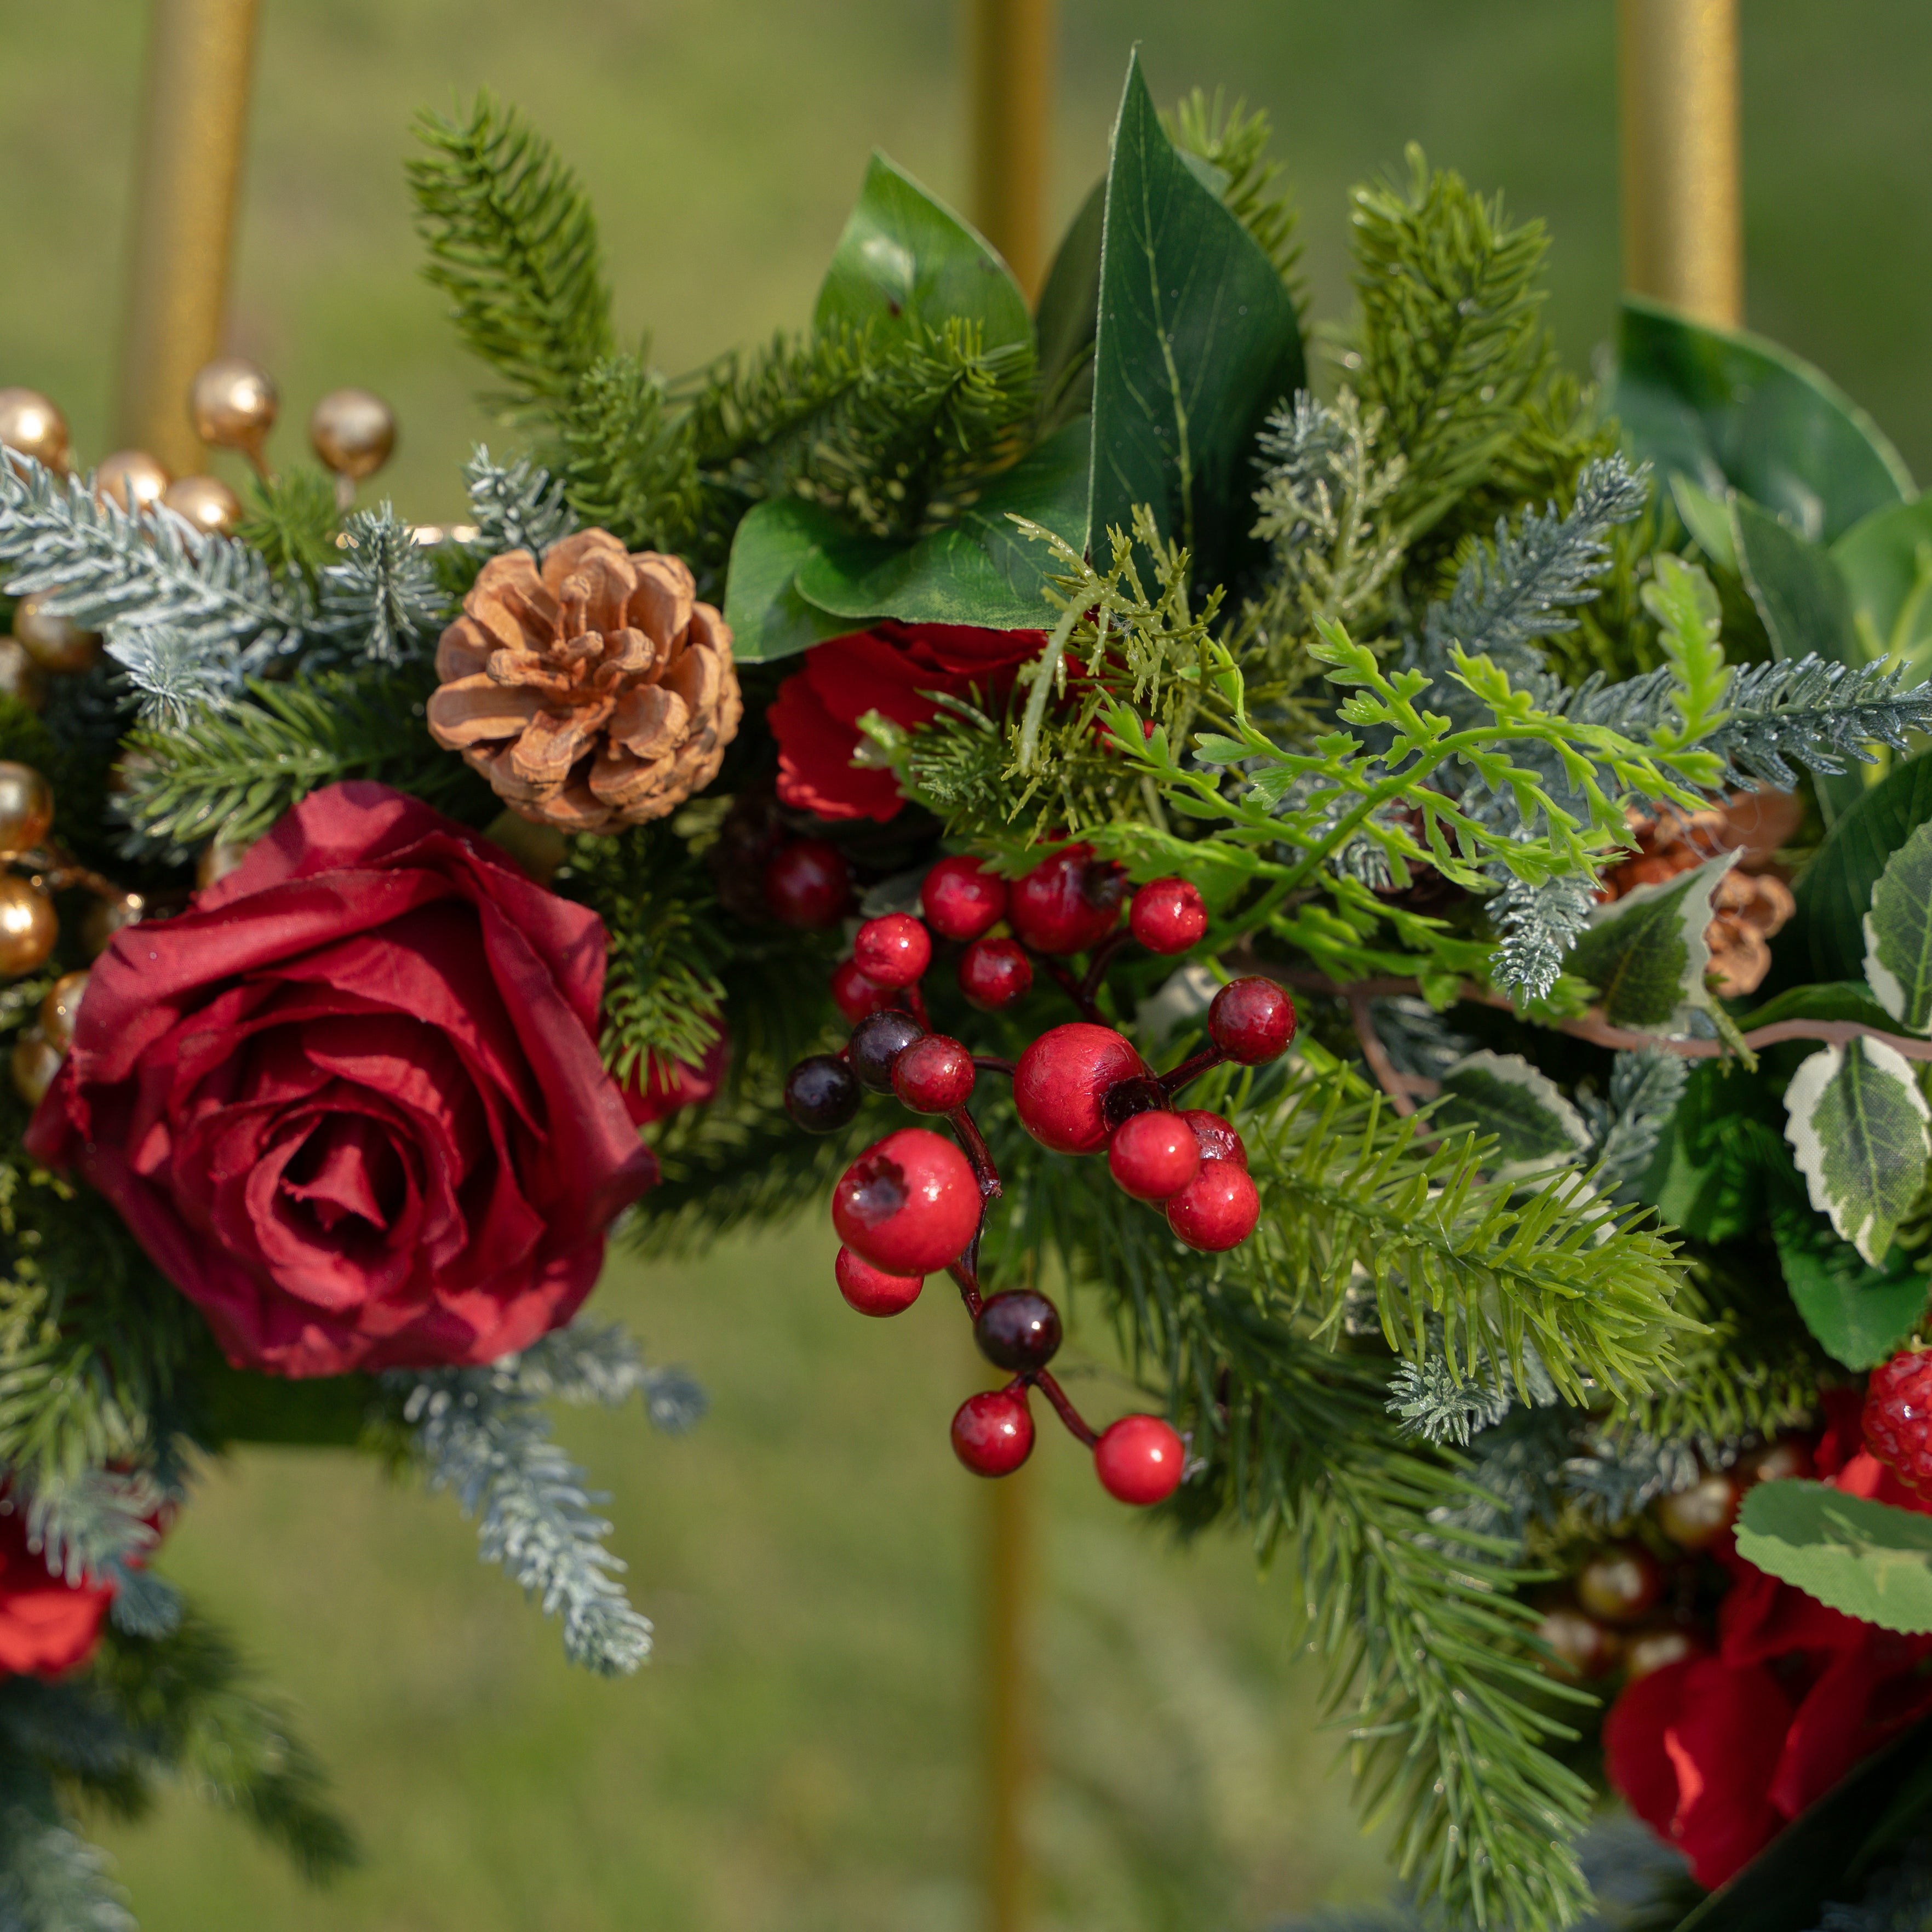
1643 1059 1788 1243
1086 53 1304 592
1800 752 1932 982
1784 1037 1931 1266
1735 980 1901 1034
1670 469 1738 574
1615 296 1912 546
1564 852 1734 1035
721 498 859 664
1736 1480 1932 1634
1033 180 1105 437
1865 819 1932 1032
1833 497 1932 679
814 153 1030 353
1773 1202 1929 1370
1431 1051 1590 1180
1732 495 1867 822
791 418 1090 628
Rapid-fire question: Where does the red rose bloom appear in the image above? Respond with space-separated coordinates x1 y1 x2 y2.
0 1505 113 1677
26 783 657 1378
769 622 1046 822
1606 1398 1932 1890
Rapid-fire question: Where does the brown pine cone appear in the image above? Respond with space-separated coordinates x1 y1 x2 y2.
426 530 742 834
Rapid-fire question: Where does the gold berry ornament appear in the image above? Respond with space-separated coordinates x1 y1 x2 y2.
1654 1472 1740 1550
189 356 278 471
9 1027 61 1106
160 474 243 536
0 763 54 858
39 971 88 1052
0 640 45 710
1574 1543 1665 1625
95 450 170 515
0 388 70 471
310 387 395 506
12 595 102 675
1623 1623 1704 1682
1536 1602 1620 1680
80 892 142 958
0 877 58 978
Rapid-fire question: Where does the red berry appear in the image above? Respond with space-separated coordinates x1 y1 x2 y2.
831 958 893 1024
1093 1414 1185 1505
834 1246 923 1317
1107 1110 1201 1202
848 1009 925 1092
1207 977 1296 1065
892 1035 976 1114
853 913 932 989
1129 878 1208 955
763 839 854 929
952 1388 1035 1476
1865 1351 1932 1492
1007 844 1128 955
1178 1109 1247 1169
1165 1159 1259 1251
922 856 1008 941
833 1127 981 1275
958 937 1033 1012
1013 1023 1150 1155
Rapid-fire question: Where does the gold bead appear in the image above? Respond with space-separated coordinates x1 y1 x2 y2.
1654 1472 1739 1551
9 1027 62 1107
1535 1603 1619 1681
81 891 143 958
1623 1624 1702 1683
195 834 254 888
95 450 171 515
0 877 58 977
1575 1543 1665 1626
0 640 45 712
309 388 395 481
38 970 89 1052
161 474 243 537
0 388 70 471
189 356 278 460
12 594 102 675
0 763 54 858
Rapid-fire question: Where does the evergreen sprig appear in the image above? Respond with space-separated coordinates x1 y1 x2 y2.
317 505 447 665
462 445 577 559
1165 90 1305 294
557 356 705 561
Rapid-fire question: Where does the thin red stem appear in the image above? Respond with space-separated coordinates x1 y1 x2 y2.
1077 929 1130 1007
1158 1045 1225 1099
972 1055 1017 1077
1031 1370 1099 1449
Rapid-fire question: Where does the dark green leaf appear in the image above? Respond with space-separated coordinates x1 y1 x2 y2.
1735 980 1901 1034
1800 752 1932 982
1833 497 1932 677
1735 1479 1932 1633
1643 1059 1788 1245
813 153 1030 353
719 498 856 664
1564 853 1729 1033
1615 296 1911 547
1773 1203 1928 1371
1086 53 1304 591
1033 180 1105 437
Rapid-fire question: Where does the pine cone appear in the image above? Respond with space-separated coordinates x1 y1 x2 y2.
426 530 742 833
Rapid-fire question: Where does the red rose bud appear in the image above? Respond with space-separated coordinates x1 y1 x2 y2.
1128 878 1208 955
832 1127 981 1275
1093 1414 1185 1505
1013 1023 1150 1155
831 956 894 1024
1165 1160 1260 1251
1207 977 1296 1064
1178 1109 1247 1169
921 856 1008 941
891 1035 976 1114
834 1246 923 1317
24 783 657 1376
958 936 1032 1012
852 913 932 989
1107 1110 1201 1202
763 838 855 928
1007 844 1127 955
951 1387 1035 1476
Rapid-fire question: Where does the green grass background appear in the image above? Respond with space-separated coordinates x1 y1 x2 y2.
2 3 1930 1925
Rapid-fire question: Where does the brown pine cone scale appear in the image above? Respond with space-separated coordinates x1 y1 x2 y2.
426 529 742 834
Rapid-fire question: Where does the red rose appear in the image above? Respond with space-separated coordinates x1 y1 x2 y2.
0 1505 113 1678
26 783 657 1378
769 622 1046 822
622 1031 730 1127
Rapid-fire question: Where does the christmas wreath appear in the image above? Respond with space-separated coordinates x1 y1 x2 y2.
4 49 1932 1932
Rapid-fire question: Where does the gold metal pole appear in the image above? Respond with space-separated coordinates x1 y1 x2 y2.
964 12 1053 1924
114 0 262 472
1618 0 1742 327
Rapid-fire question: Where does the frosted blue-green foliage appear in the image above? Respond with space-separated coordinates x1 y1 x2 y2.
463 445 578 560
316 505 446 664
0 1805 133 1932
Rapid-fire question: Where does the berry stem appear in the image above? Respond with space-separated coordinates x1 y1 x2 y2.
946 1259 985 1321
905 983 932 1031
1031 1369 1099 1448
972 1055 1017 1077
1076 930 1130 1007
1031 949 1101 1023
1157 1045 1226 1098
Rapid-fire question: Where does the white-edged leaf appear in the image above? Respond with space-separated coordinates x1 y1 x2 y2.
1432 1051 1591 1180
1784 1036 1932 1266
1863 818 1932 1033
1563 851 1737 1035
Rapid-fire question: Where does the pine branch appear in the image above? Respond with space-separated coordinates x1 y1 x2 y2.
408 94 614 415
1709 653 1932 788
556 356 704 562
505 1320 707 1434
234 467 341 592
316 505 446 665
16 1467 181 1640
0 1797 133 1932
463 444 577 560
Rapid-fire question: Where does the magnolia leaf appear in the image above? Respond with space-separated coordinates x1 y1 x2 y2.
814 153 1030 353
1772 1201 1929 1371
1564 851 1736 1036
720 498 857 664
1783 1037 1932 1266
1033 179 1105 437
1669 470 1738 574
1864 819 1932 1033
1833 497 1932 678
1432 1051 1591 1180
1802 752 1932 982
1735 1480 1932 1635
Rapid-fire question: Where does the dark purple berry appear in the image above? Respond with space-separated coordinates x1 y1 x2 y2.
849 1008 926 1093
784 1053 861 1133
973 1290 1063 1373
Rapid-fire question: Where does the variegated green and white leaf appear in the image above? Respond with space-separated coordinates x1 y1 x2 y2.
1432 1051 1591 1180
1783 1037 1932 1266
1864 819 1932 1034
1563 852 1736 1036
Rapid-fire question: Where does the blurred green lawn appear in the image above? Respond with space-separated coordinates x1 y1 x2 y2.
3 3 1931 1926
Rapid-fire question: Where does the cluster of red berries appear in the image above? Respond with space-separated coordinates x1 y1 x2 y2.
782 843 1295 1507
1864 1348 1932 1492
